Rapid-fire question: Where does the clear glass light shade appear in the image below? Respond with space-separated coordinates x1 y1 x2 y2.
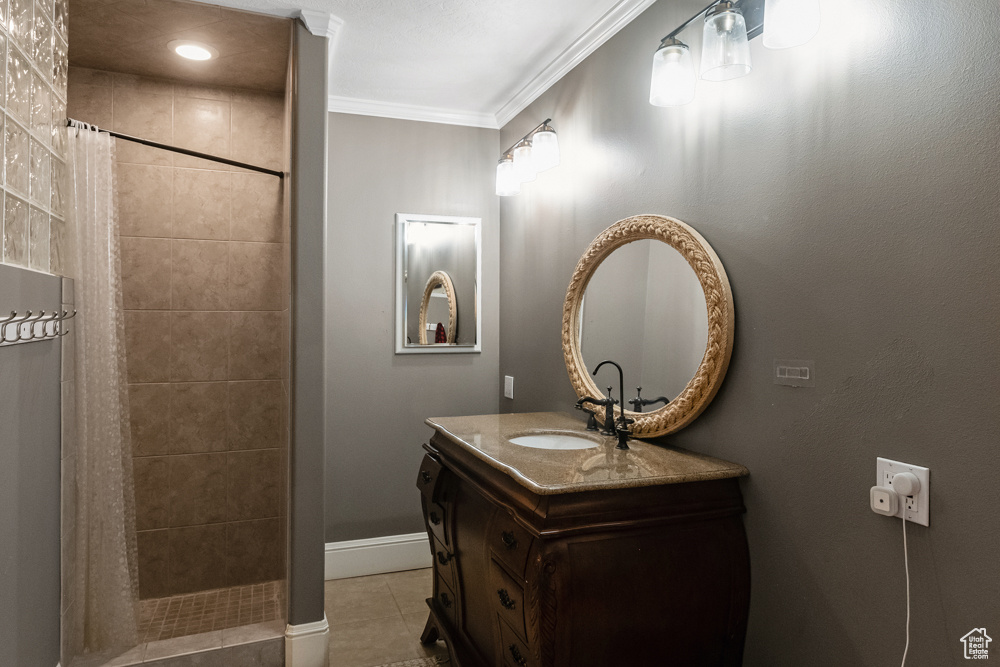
700 4 752 81
496 158 520 196
763 0 821 49
513 141 536 182
531 129 560 171
649 41 696 106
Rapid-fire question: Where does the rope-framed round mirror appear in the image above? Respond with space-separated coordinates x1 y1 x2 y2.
418 270 457 344
561 214 735 438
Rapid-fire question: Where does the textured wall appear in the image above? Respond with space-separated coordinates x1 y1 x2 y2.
325 113 499 541
67 66 289 598
1 0 69 272
498 0 1000 664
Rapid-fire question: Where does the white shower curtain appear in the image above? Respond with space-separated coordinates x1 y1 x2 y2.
66 123 139 659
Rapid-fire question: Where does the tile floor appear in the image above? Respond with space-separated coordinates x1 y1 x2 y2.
138 580 285 642
326 568 450 667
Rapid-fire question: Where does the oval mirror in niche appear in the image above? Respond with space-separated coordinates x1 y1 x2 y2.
418 271 457 344
562 214 734 438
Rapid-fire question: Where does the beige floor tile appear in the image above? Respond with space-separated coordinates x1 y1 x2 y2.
325 574 399 627
328 614 445 667
385 568 435 616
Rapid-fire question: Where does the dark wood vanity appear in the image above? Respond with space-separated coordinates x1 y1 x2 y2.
416 413 750 667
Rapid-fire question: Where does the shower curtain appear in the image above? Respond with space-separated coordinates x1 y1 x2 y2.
66 122 139 658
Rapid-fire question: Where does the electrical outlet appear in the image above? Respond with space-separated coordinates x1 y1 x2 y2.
503 375 514 400
876 457 930 526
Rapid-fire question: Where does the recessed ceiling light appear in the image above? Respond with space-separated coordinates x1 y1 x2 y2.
168 40 218 61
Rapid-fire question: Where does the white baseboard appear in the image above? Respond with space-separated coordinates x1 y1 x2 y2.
325 532 432 580
285 614 330 667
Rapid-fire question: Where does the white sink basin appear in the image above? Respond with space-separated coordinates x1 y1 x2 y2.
509 432 600 450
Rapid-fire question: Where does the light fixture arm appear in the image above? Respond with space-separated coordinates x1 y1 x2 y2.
500 118 552 157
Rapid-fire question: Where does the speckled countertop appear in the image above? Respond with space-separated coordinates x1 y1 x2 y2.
425 412 748 495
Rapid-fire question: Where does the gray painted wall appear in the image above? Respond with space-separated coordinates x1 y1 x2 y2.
498 0 1000 664
0 264 62 667
325 114 499 541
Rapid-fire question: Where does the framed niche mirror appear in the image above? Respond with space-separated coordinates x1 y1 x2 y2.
562 214 734 438
395 213 482 354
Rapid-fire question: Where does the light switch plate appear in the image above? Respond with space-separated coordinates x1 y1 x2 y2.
503 375 514 400
876 457 930 526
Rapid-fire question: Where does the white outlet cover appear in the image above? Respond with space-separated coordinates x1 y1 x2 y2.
876 457 930 526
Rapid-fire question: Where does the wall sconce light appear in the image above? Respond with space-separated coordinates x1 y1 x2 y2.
649 0 819 105
496 119 560 197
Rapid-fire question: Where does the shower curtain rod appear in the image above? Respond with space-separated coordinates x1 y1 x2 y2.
66 118 284 178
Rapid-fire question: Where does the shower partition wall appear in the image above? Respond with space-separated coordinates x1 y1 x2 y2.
66 66 291 646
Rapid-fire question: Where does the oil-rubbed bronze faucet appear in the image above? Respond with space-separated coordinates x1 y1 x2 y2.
592 360 635 449
628 387 670 413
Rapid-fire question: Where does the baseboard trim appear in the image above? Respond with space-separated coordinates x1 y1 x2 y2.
285 614 329 667
325 532 432 580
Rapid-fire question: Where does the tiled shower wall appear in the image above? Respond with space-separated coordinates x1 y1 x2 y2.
66 66 289 599
1 0 69 272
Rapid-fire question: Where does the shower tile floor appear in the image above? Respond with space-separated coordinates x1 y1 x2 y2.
137 580 285 642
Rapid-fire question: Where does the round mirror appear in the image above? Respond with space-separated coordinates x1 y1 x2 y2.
418 270 457 344
562 215 734 438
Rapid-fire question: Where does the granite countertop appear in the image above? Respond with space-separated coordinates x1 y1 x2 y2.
425 412 748 495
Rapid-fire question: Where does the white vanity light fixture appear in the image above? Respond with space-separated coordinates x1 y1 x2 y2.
495 119 560 197
495 153 521 196
762 0 821 49
648 0 820 106
168 40 219 61
700 2 752 81
649 37 697 106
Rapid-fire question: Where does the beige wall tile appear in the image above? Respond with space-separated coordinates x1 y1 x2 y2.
116 140 172 167
173 96 231 169
129 383 171 456
174 82 231 102
229 242 281 311
226 518 282 586
172 168 230 239
66 82 113 129
171 239 228 310
228 311 281 380
137 529 170 599
118 163 172 237
113 86 172 142
114 72 174 97
125 310 171 383
230 172 282 242
135 456 170 530
227 380 282 450
231 97 283 171
227 449 280 521
168 453 227 527
169 382 228 454
68 66 113 87
168 524 227 594
121 236 171 309
169 311 229 381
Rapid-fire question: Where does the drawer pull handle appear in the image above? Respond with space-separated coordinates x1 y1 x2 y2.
440 592 452 608
436 551 452 566
429 512 442 526
501 530 518 551
497 588 516 610
421 471 433 484
509 644 527 666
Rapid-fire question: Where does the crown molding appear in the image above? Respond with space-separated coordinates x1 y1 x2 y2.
494 0 656 127
298 10 344 42
328 95 500 129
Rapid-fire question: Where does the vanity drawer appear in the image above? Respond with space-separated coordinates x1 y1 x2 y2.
500 618 535 667
416 453 445 501
426 501 449 546
431 537 455 590
490 560 527 642
435 571 458 629
491 511 533 577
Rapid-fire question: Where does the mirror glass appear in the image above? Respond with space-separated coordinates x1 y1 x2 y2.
579 240 708 406
395 214 481 354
